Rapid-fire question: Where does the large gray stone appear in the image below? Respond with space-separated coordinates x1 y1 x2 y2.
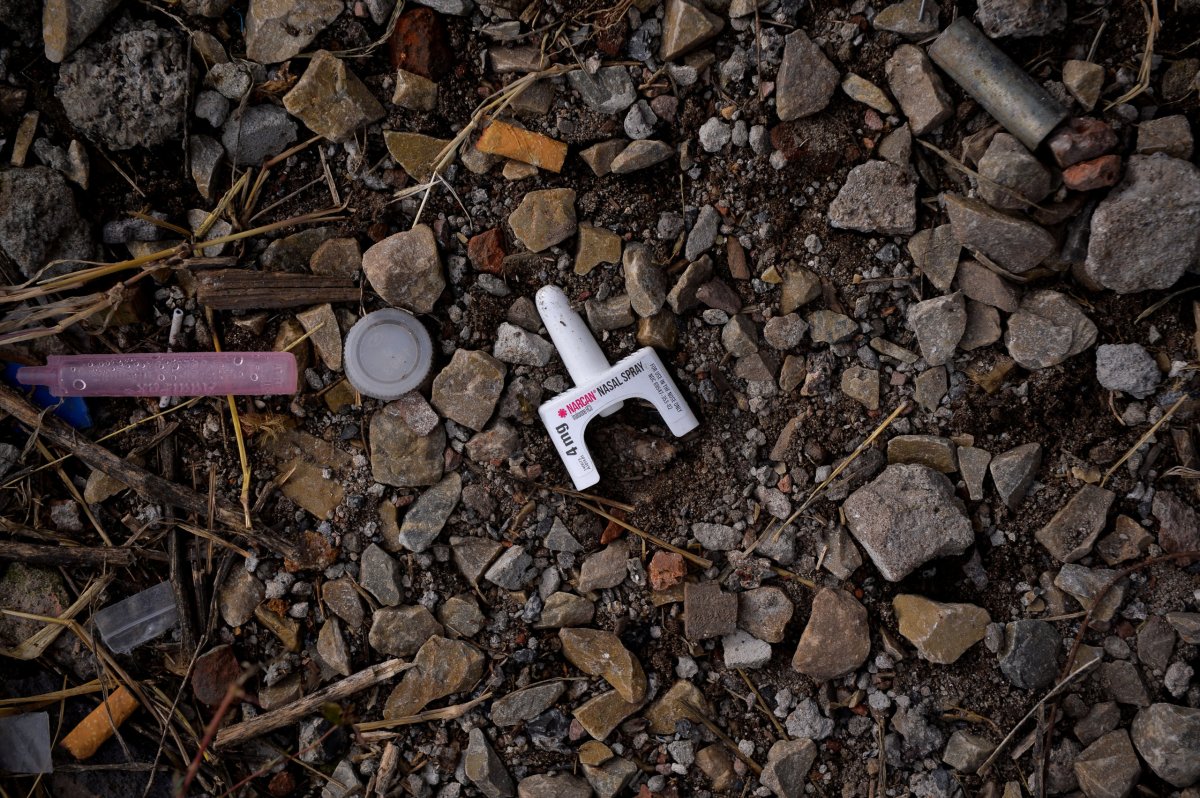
56 21 188 150
1085 154 1200 293
842 464 973 582
1131 703 1200 788
245 0 342 63
944 193 1055 274
1095 343 1161 399
1005 290 1097 370
432 350 506 431
362 225 445 314
775 30 839 121
977 0 1065 38
829 161 917 235
0 167 93 279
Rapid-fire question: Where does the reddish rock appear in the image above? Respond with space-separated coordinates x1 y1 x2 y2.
268 771 295 796
1063 155 1122 191
649 551 686 591
468 228 507 274
1048 117 1117 167
388 7 453 80
191 644 240 706
600 509 627 544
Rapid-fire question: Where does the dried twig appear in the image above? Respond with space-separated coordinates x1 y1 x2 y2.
214 659 413 748
974 654 1101 774
0 540 166 568
577 500 713 569
0 385 298 559
1101 395 1186 486
746 401 910 557
354 693 492 732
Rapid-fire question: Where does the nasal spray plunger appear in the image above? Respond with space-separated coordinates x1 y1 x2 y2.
535 286 699 489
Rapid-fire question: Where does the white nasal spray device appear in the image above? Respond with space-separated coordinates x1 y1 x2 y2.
535 286 699 490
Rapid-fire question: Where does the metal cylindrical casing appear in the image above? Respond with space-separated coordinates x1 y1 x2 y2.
928 18 1067 151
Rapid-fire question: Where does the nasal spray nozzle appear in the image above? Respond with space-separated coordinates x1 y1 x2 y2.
535 286 699 489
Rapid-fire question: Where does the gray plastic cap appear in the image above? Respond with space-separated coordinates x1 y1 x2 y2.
343 309 433 401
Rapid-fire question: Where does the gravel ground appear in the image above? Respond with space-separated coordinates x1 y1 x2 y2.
0 0 1199 797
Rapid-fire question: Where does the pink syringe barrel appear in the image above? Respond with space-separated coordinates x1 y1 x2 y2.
16 353 298 397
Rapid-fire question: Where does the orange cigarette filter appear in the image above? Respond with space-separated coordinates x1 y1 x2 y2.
60 685 139 760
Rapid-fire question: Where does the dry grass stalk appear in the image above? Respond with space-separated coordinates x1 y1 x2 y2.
1106 0 1160 109
577 500 713 569
1101 394 1185 486
681 698 762 775
737 668 787 740
745 400 910 558
214 659 413 748
205 306 251 527
355 693 493 733
0 577 109 661
975 654 1101 774
535 482 635 512
0 678 117 711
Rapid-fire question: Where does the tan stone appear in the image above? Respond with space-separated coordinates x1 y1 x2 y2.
384 636 485 717
262 429 351 519
283 50 384 142
573 689 644 740
643 680 712 734
296 303 342 371
575 224 622 275
393 68 438 111
559 628 647 703
384 131 452 182
893 594 990 664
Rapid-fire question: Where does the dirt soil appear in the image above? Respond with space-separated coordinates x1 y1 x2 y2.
1 0 1199 796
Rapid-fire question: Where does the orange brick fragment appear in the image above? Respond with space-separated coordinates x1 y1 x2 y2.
476 119 567 173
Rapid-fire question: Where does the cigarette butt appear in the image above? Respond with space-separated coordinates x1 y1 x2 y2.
60 685 139 760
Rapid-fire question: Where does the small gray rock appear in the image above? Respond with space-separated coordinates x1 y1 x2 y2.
623 243 667 317
685 205 721 261
885 44 953 135
568 67 636 114
998 619 1059 690
829 161 917 235
907 292 966 367
843 464 973 582
493 323 555 367
221 104 299 166
989 442 1041 511
1095 343 1161 399
368 605 443 657
761 738 817 798
396 473 462 553
775 30 839 121
360 544 402 606
464 728 515 798
484 546 537 590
